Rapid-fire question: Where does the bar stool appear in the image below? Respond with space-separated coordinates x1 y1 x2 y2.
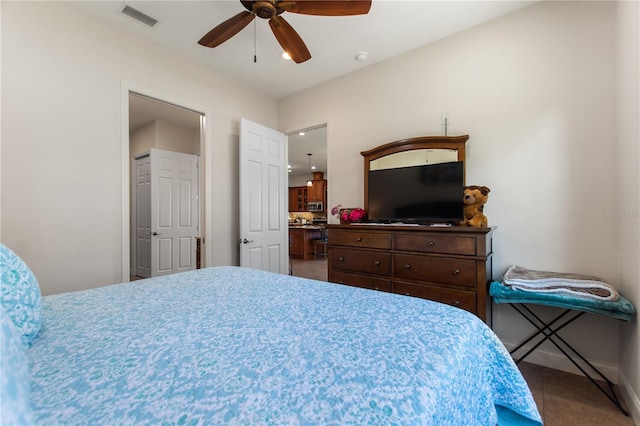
313 227 328 259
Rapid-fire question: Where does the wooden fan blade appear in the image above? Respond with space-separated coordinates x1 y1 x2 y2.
198 11 255 48
279 1 372 16
269 16 311 64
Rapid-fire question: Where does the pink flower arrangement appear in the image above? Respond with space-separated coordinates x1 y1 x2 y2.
342 208 366 222
332 204 366 223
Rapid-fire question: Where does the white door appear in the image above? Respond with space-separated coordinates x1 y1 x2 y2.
239 118 288 274
150 148 199 277
134 155 152 278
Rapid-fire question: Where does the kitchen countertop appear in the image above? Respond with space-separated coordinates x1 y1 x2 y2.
288 225 323 230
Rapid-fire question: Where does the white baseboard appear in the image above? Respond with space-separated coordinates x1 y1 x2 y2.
502 340 619 384
618 372 640 423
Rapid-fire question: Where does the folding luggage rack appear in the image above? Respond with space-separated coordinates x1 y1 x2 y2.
490 281 635 416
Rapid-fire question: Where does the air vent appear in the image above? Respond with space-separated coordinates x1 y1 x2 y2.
121 5 158 27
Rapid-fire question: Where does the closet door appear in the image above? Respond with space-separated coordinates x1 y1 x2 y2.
150 148 199 277
134 155 152 278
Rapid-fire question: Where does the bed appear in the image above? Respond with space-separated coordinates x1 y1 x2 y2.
1 245 541 425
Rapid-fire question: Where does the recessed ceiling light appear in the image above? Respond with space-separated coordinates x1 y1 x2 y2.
282 52 292 60
298 132 305 136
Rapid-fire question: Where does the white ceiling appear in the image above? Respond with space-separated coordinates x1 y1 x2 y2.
113 1 536 181
71 0 536 99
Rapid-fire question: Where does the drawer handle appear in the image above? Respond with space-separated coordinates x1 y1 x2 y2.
453 301 461 307
404 292 411 296
356 237 363 242
427 241 436 247
339 257 345 262
374 287 380 291
403 264 411 269
373 261 381 266
453 269 460 275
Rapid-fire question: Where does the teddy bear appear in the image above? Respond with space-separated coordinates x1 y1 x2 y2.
460 185 490 227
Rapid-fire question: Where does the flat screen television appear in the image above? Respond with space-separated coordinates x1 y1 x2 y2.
367 161 464 224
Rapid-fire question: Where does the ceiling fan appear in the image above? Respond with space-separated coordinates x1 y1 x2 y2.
198 0 372 64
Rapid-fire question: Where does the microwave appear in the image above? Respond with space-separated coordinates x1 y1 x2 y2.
307 202 323 212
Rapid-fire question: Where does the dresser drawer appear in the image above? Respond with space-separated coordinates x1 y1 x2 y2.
330 271 392 292
394 281 476 312
394 254 476 287
394 233 477 255
330 248 391 275
329 230 392 249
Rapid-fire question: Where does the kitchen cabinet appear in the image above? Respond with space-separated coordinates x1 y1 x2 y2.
289 187 308 212
289 226 322 260
307 180 326 203
307 172 327 207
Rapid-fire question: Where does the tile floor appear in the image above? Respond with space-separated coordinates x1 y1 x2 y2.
519 361 633 425
290 258 636 425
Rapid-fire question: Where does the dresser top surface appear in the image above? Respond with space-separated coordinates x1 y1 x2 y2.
327 224 495 235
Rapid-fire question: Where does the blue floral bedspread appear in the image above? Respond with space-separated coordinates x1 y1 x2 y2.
27 266 541 425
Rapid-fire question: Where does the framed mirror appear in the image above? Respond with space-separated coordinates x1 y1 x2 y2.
361 135 468 213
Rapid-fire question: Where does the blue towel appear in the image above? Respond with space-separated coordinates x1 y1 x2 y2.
490 281 635 322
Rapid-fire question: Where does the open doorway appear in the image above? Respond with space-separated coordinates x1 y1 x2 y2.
287 125 328 214
287 124 328 280
128 92 205 280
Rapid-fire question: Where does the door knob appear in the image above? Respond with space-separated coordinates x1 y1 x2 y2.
242 238 254 244
152 232 161 236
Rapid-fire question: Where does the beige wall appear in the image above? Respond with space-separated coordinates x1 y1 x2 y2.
1 1 278 294
155 121 200 155
130 122 158 158
130 121 200 158
278 0 639 416
616 0 640 419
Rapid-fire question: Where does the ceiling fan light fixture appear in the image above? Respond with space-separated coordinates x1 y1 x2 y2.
254 1 277 19
282 51 292 60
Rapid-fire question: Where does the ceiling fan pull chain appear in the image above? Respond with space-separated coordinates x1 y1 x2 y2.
253 18 257 63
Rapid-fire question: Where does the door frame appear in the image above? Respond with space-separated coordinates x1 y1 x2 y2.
121 82 212 282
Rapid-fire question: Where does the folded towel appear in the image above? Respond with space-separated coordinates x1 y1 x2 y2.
490 281 635 322
503 265 619 302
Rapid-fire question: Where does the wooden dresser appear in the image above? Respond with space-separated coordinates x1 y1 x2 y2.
327 224 495 322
